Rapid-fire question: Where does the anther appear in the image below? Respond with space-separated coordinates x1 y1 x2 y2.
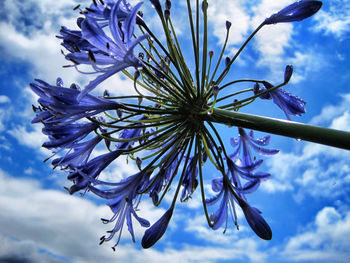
88 50 96 63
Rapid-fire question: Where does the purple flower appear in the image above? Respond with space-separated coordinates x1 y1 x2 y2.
42 122 99 149
67 149 123 194
264 1 322 25
87 171 151 249
144 150 179 205
84 0 133 23
180 156 198 202
206 177 239 231
142 208 173 248
51 135 102 168
206 177 272 240
257 82 306 120
65 1 149 100
30 78 120 124
230 128 279 169
227 158 269 198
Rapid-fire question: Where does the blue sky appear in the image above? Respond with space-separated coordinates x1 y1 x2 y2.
0 0 350 262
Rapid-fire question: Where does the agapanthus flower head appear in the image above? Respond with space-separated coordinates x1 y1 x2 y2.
264 1 322 25
29 0 334 252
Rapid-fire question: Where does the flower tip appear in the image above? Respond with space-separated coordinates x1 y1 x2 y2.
226 21 232 30
141 208 173 249
239 200 272 240
284 65 293 83
150 0 162 13
264 1 322 25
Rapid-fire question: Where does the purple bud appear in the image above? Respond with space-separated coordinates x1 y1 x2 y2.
150 0 162 13
212 85 219 96
238 199 272 240
209 50 214 58
56 77 64 87
225 57 231 67
226 21 232 30
264 1 322 25
165 0 171 10
103 89 110 97
253 82 260 95
164 9 170 20
142 208 173 248
284 65 293 83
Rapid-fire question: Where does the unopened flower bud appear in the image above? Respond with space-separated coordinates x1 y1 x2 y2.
150 0 162 13
212 85 219 97
164 9 170 20
103 90 110 97
165 0 171 10
225 57 231 67
209 50 214 58
284 65 293 83
264 1 322 25
202 1 208 12
226 21 232 30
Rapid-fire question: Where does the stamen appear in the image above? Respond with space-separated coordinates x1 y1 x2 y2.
88 50 96 63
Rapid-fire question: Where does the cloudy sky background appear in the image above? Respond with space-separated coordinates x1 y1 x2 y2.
0 0 350 262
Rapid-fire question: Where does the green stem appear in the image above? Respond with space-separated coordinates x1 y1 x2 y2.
206 108 350 150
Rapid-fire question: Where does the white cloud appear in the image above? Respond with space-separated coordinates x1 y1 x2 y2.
263 94 350 201
207 0 250 48
0 168 272 263
0 168 171 263
314 0 350 38
0 95 10 103
7 123 49 155
282 206 350 262
0 236 64 263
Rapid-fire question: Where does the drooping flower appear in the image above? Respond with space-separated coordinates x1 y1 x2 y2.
256 82 306 120
180 156 199 202
67 149 123 194
87 171 151 249
30 78 121 124
64 1 149 100
51 135 102 169
42 122 99 149
264 0 322 25
206 177 271 240
230 128 279 169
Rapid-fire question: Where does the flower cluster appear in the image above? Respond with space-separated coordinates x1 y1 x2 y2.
31 0 322 250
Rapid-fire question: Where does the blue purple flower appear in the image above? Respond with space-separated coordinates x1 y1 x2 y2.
64 1 148 100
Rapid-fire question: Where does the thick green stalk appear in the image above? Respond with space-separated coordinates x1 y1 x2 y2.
206 108 350 150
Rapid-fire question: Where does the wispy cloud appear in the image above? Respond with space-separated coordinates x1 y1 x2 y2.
263 94 350 201
314 0 350 38
281 206 350 262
